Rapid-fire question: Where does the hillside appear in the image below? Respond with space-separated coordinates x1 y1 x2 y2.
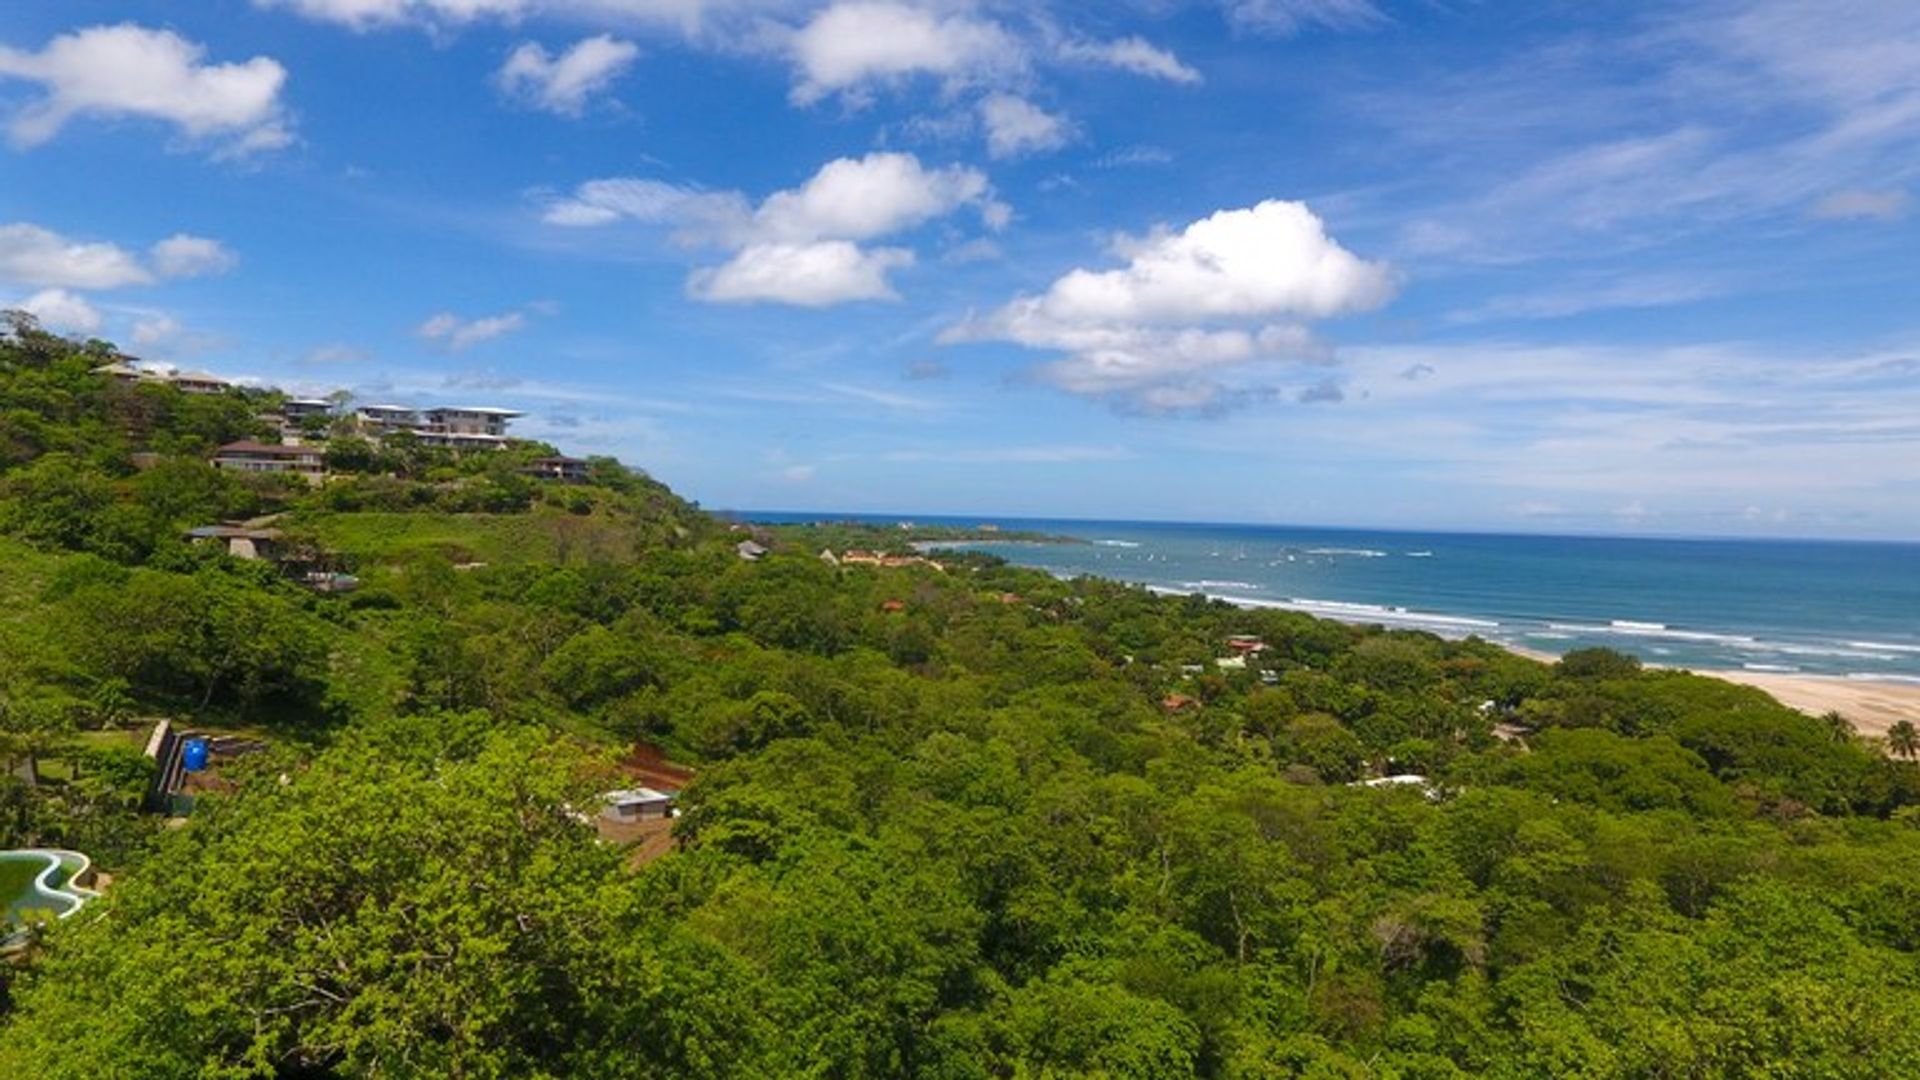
4 315 1920 1077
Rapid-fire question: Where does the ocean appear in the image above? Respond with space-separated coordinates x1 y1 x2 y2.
750 513 1920 682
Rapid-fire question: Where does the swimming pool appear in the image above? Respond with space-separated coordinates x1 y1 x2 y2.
0 849 98 940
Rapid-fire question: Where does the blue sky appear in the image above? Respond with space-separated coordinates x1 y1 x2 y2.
2 1 1917 538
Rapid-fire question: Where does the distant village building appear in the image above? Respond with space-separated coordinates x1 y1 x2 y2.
524 455 591 482
169 371 230 395
354 405 421 437
280 398 336 421
211 441 326 483
601 788 674 823
353 404 521 450
93 360 164 385
93 360 230 394
185 525 283 561
834 550 947 572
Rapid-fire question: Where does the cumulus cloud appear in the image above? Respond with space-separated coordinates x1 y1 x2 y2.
0 223 152 289
497 35 640 115
417 310 528 350
0 24 290 153
0 224 235 290
149 234 239 278
754 152 995 240
17 289 102 334
948 200 1393 412
1810 188 1911 222
978 94 1071 159
788 2 1019 105
1057 37 1201 84
546 151 1001 305
690 241 911 306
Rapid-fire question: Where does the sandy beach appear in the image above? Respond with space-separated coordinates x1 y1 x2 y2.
1496 644 1920 738
1689 669 1920 739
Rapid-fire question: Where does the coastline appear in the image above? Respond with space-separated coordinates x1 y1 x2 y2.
1499 642 1919 737
947 534 1920 736
1661 668 1920 738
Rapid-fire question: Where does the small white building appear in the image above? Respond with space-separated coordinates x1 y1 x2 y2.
600 788 674 823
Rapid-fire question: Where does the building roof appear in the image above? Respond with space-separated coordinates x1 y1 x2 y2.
358 404 418 414
186 525 284 541
284 397 335 408
215 441 321 457
171 370 228 383
604 787 673 804
426 406 525 417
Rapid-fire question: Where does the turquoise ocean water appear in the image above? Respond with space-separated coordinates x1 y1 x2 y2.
750 513 1920 681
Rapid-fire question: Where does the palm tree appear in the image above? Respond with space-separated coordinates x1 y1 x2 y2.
1888 720 1919 761
1821 710 1854 743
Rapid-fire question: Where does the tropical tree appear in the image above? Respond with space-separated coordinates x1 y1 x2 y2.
1889 720 1919 760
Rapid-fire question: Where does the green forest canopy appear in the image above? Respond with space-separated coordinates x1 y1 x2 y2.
3 314 1920 1078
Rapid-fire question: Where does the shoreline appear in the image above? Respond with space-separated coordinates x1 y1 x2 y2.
1500 642 1918 737
980 558 1920 737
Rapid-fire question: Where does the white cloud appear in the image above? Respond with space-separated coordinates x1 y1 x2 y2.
149 235 239 278
541 177 752 233
253 0 528 31
1057 37 1201 84
497 35 640 115
0 224 239 292
978 94 1071 159
1221 0 1385 37
950 200 1392 412
754 152 993 240
131 314 181 346
17 289 102 334
1810 188 1911 222
0 24 290 153
788 2 1019 105
691 241 911 306
1447 273 1730 325
546 151 999 305
0 223 151 289
417 310 528 350
1010 200 1393 326
1363 2 1920 263
301 343 373 364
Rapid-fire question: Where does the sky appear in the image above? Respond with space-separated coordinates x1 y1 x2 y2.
2 1 1917 539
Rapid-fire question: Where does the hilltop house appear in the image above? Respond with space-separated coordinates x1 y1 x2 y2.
93 361 230 394
185 525 283 560
93 359 164 385
601 788 675 823
525 455 591 482
170 371 230 395
354 404 420 437
281 398 335 421
353 404 521 450
211 441 326 483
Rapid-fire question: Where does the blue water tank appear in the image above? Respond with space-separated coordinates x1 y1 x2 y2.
182 738 210 773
